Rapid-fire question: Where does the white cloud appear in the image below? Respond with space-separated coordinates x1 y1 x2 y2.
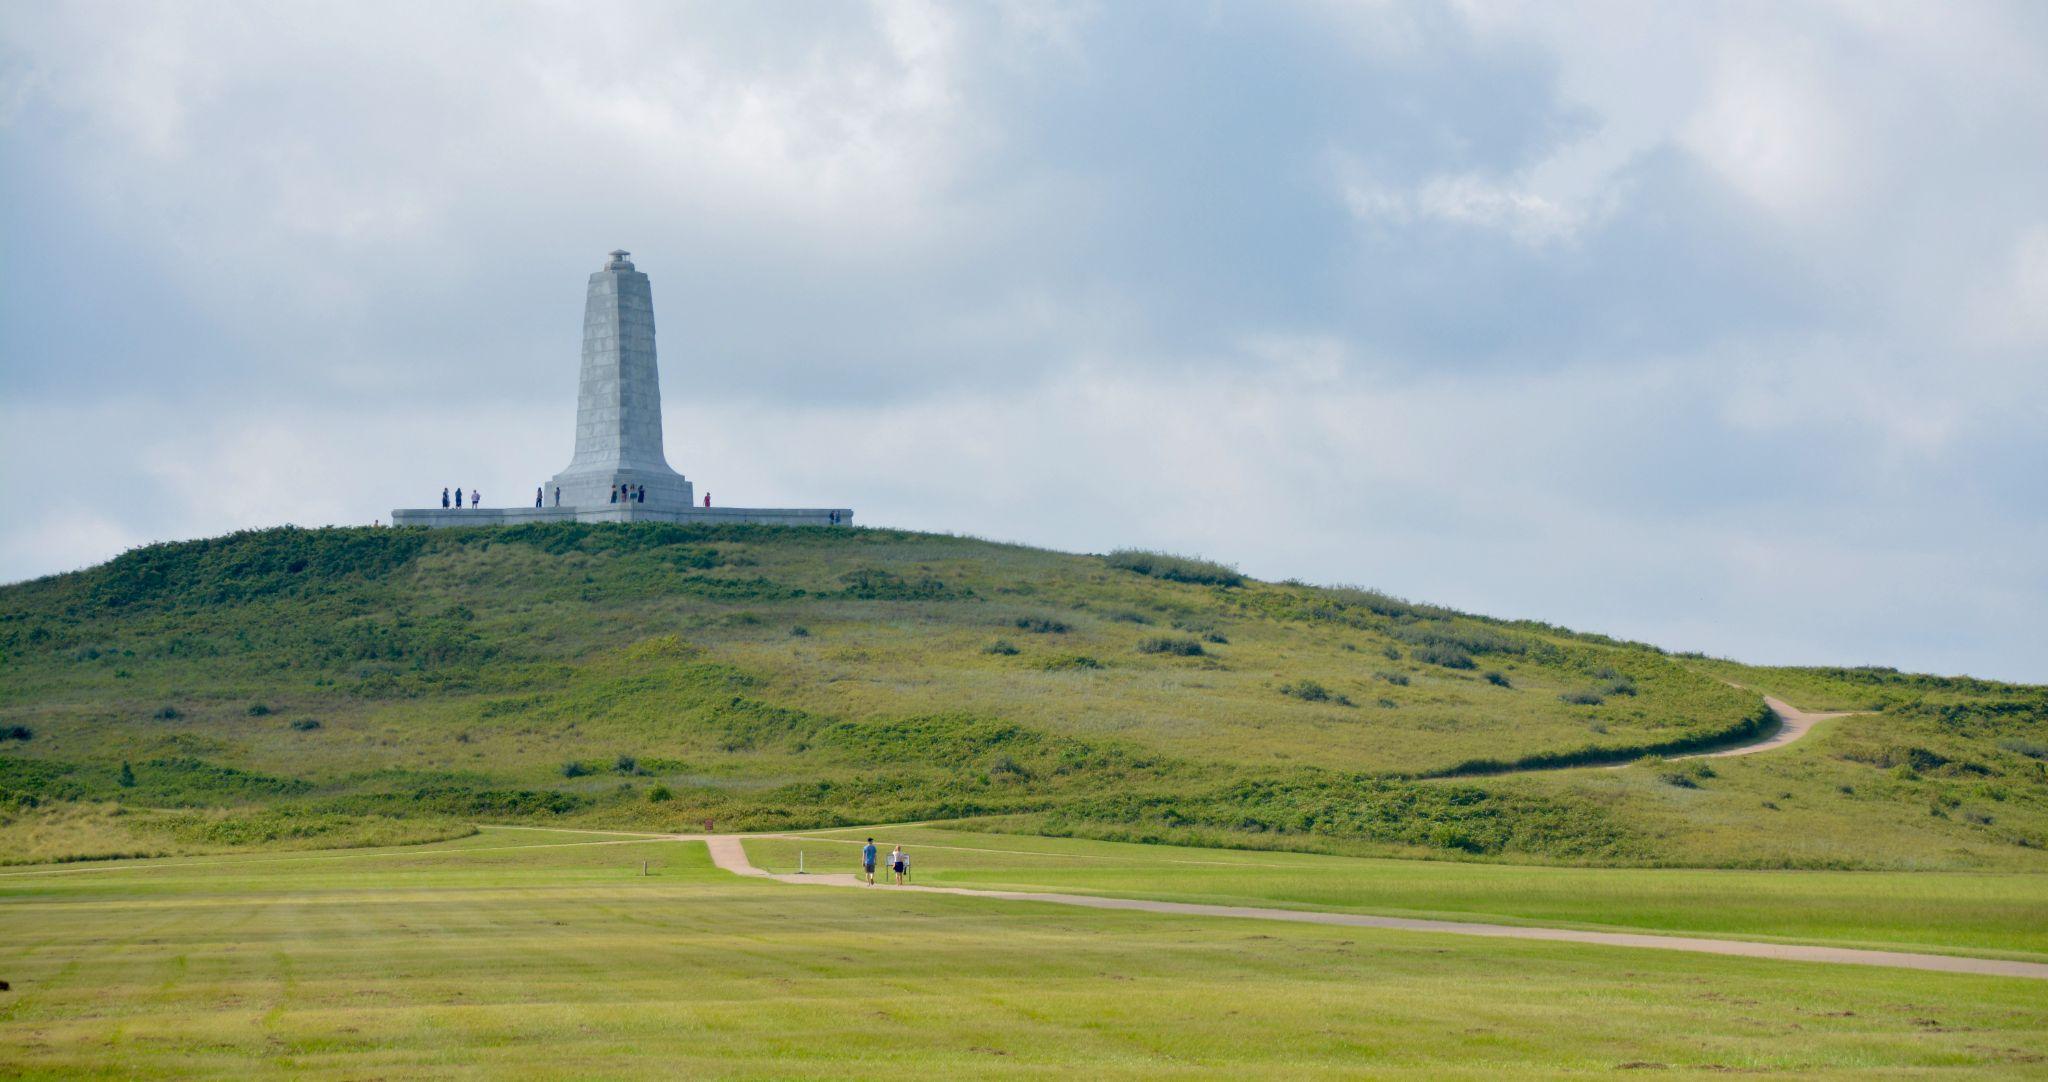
1339 166 1590 246
3 1 2045 682
1680 41 1859 222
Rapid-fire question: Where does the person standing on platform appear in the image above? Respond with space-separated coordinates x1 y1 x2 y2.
471 489 480 509
535 487 543 508
553 486 561 507
455 488 463 508
442 487 450 509
703 492 711 508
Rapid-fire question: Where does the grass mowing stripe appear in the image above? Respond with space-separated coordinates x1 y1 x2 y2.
741 827 2048 961
5 833 2045 1077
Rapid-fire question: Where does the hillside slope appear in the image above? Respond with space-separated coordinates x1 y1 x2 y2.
2 524 2043 868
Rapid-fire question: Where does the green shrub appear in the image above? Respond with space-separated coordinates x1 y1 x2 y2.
1484 671 1512 688
1279 680 1331 702
246 703 272 716
1394 624 1528 657
561 761 591 778
1103 549 1243 587
118 762 136 788
1376 672 1410 686
615 754 639 775
989 754 1030 780
290 718 321 731
1840 744 1949 771
118 757 312 804
1413 644 1474 670
1656 761 1715 788
839 568 957 600
0 725 31 742
1997 737 2048 760
646 784 673 803
1040 654 1103 671
1203 631 1229 644
153 706 182 720
1285 680 1354 707
789 625 809 637
1136 636 1205 657
983 640 1020 656
1308 585 1458 622
1603 677 1639 696
1014 616 1069 634
1559 690 1605 706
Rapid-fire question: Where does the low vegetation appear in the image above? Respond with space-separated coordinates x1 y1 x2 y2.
1 523 2042 870
1103 548 1244 586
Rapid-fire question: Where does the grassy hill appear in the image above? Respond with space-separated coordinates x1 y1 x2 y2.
2 523 2043 869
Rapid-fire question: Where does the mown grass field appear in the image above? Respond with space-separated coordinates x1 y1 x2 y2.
5 828 2046 1080
743 827 2048 960
3 523 2044 871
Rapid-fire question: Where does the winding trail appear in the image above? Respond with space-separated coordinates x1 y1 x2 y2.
1674 694 1856 760
696 835 2048 981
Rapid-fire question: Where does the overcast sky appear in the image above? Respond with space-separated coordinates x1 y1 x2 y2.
3 2 2044 681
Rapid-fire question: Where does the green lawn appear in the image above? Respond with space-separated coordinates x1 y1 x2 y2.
745 827 2048 961
3 829 2045 1079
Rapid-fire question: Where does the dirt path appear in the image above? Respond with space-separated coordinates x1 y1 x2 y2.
1675 695 1856 760
691 834 2048 981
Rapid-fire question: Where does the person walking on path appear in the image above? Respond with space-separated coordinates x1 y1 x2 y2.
442 487 450 509
861 838 878 885
890 845 907 885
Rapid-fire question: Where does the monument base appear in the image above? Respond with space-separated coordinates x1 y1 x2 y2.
390 506 853 529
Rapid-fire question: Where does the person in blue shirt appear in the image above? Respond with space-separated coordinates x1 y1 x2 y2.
861 838 878 885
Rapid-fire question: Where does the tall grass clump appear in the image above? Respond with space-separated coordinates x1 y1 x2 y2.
1136 636 1206 657
1104 550 1243 587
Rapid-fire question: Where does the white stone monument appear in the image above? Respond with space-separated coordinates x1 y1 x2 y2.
392 251 852 529
550 251 694 509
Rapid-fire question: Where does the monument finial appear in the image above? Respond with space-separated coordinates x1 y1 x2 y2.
606 249 633 270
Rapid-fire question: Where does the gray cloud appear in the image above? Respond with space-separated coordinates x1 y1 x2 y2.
2 1 2044 680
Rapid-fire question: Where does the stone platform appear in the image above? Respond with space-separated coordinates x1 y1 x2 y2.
390 506 853 529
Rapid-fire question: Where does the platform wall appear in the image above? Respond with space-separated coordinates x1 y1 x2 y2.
390 506 853 529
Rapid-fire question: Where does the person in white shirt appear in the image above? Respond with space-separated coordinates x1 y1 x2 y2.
890 845 907 885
